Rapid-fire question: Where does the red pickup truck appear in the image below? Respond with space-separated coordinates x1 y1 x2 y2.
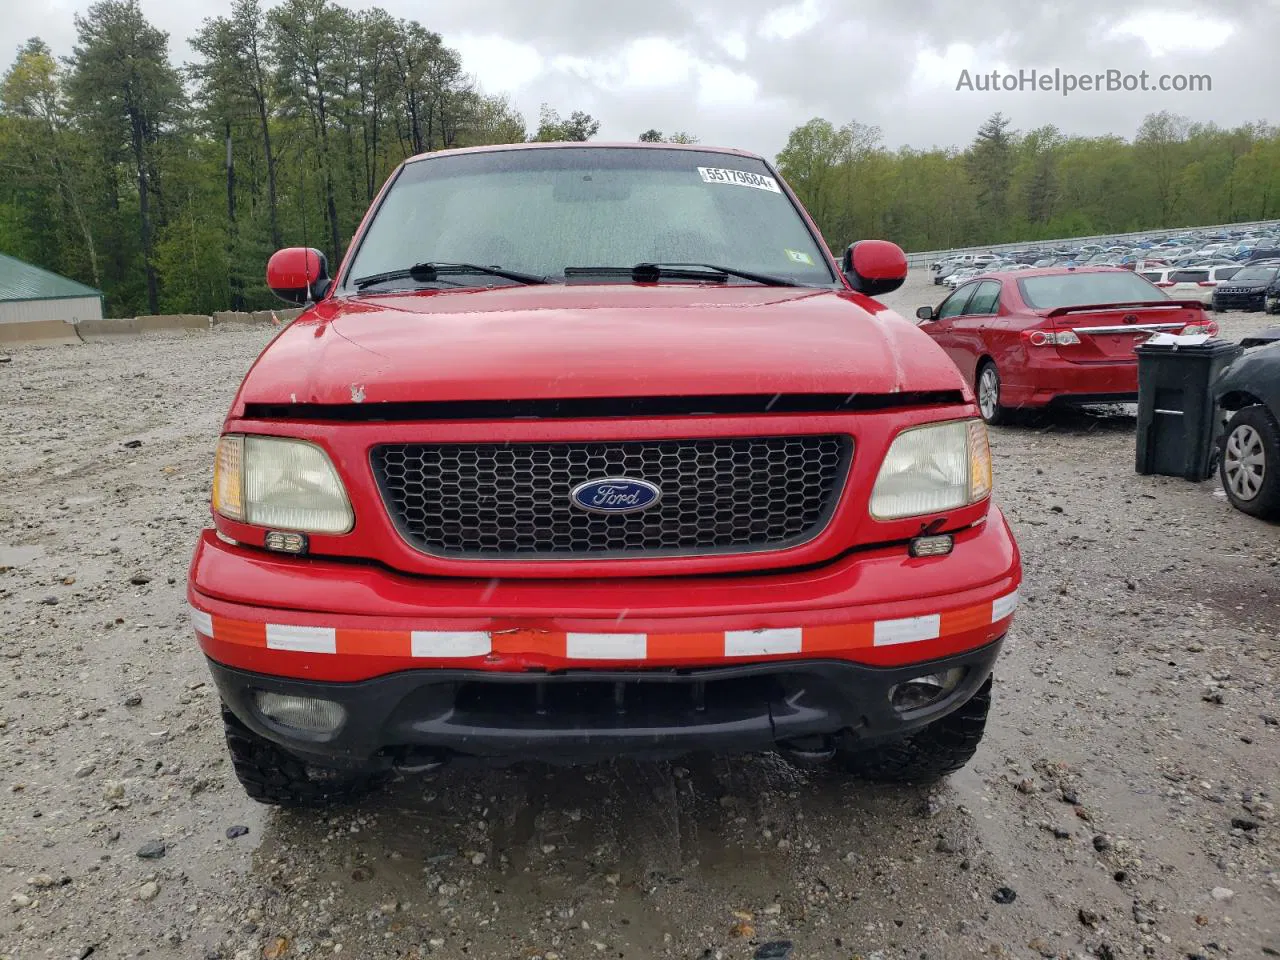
188 142 1021 806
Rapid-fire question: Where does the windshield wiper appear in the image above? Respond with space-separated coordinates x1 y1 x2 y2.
352 261 549 290
563 262 800 287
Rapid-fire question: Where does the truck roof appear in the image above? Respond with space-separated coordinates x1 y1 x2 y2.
404 141 763 166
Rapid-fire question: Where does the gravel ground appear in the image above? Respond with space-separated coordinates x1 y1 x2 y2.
1 275 1277 960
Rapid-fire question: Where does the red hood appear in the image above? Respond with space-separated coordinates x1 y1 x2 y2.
234 285 965 407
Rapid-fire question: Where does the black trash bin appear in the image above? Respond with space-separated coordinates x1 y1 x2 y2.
1135 338 1243 480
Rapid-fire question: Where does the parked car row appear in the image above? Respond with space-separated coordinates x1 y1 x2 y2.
916 260 1280 523
916 266 1217 425
931 225 1280 311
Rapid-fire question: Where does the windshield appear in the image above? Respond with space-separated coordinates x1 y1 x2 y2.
1232 266 1279 282
344 147 837 289
1017 271 1169 309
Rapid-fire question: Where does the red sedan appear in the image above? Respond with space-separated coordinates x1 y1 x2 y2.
915 267 1216 424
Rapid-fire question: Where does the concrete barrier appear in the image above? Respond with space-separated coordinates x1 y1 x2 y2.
2 306 304 350
0 319 80 347
76 314 212 339
212 307 303 327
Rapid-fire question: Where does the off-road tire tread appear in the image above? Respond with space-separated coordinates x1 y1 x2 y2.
222 706 371 807
836 678 992 784
1220 405 1280 520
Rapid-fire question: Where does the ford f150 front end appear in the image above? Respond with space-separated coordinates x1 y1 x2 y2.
189 142 1021 806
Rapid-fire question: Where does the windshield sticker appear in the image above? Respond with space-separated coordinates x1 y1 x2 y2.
697 166 782 193
785 249 815 265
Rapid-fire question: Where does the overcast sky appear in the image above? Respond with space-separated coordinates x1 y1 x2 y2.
4 0 1274 157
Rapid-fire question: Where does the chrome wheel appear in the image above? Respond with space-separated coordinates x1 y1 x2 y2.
1224 424 1266 501
978 366 1000 422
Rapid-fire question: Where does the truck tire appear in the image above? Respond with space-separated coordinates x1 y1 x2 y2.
222 705 373 807
1220 405 1280 520
835 678 991 783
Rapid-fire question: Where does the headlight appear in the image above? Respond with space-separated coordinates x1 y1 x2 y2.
212 435 354 534
870 419 992 520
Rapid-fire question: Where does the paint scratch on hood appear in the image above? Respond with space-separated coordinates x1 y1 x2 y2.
350 383 366 403
876 313 907 392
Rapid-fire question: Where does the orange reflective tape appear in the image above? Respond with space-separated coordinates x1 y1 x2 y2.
490 628 566 658
212 615 266 648
646 632 725 660
335 628 408 657
939 602 994 637
802 622 875 653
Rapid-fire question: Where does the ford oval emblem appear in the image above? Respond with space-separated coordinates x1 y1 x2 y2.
570 477 661 515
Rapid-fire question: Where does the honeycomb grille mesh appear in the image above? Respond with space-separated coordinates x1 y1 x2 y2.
371 436 850 559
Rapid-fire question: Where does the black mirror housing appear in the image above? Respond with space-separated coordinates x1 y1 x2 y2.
915 305 935 321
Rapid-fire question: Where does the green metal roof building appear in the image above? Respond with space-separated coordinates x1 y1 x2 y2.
0 252 104 325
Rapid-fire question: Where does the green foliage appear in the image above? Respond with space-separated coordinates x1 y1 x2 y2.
533 104 600 142
638 129 698 144
0 1 556 316
776 111 1280 253
5 0 1280 320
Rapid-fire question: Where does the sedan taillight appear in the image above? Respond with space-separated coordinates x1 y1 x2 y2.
1023 329 1081 346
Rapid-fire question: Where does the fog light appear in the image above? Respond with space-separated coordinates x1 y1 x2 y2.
264 530 308 554
909 534 954 558
888 668 965 712
254 691 346 733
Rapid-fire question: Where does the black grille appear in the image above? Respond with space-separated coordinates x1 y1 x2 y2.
371 436 851 559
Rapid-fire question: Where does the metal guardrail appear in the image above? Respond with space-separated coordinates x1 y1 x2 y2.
902 218 1280 268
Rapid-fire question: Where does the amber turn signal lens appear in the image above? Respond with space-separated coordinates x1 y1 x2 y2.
212 435 245 521
968 420 993 503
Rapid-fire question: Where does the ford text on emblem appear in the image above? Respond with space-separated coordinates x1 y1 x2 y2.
570 477 661 515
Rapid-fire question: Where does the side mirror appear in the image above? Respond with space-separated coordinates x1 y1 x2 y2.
267 247 330 304
843 240 907 296
915 305 935 322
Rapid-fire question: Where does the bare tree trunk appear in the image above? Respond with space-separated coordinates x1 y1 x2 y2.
226 122 244 310
256 92 282 249
132 114 159 315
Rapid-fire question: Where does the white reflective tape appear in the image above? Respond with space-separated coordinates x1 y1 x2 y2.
992 589 1019 622
190 607 213 638
566 632 647 660
873 615 941 647
724 627 803 657
266 624 336 654
411 631 491 658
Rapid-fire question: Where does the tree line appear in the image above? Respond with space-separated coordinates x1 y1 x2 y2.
0 0 602 316
777 112 1280 255
1 1 1278 318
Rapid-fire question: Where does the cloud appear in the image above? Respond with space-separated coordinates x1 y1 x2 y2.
2 0 1274 160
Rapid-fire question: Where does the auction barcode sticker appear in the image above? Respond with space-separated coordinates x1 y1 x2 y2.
697 167 782 193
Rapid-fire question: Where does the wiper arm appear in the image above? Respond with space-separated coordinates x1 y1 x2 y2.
563 262 800 287
353 261 549 290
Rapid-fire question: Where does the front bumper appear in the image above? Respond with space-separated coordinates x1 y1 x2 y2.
1214 292 1266 311
190 509 1019 766
207 640 1003 770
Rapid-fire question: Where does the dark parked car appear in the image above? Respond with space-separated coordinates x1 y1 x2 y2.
1216 336 1280 519
1213 264 1280 311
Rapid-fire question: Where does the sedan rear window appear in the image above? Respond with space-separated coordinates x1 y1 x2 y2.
1017 271 1168 309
